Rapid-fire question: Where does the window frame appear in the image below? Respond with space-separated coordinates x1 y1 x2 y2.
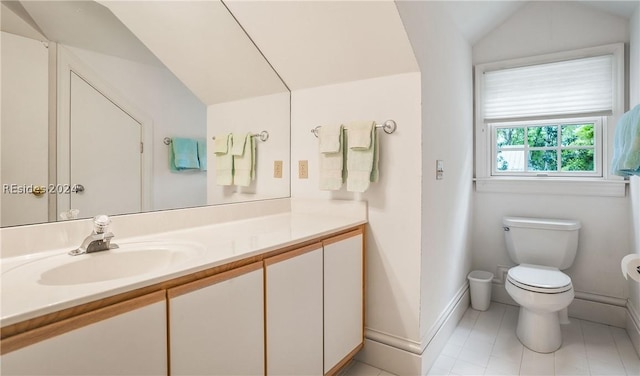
490 117 603 178
474 43 626 197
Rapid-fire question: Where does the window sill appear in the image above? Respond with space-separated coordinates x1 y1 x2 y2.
473 177 627 197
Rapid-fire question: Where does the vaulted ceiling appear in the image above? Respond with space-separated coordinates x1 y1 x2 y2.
2 0 637 97
225 0 637 90
225 0 419 91
442 0 638 45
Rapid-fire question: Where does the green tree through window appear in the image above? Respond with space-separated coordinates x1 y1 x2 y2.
494 122 596 175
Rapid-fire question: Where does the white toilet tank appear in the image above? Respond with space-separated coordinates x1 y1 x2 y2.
503 217 581 269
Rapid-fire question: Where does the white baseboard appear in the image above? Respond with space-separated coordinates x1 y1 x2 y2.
356 284 470 376
355 338 422 375
491 281 627 328
420 287 470 374
568 294 627 328
627 301 640 357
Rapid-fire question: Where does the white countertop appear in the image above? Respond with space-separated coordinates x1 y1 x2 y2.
1 210 366 328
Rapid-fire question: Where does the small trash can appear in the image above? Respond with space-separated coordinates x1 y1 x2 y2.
468 270 494 311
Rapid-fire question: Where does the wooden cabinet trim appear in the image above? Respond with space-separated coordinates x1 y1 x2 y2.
167 261 263 299
362 225 367 340
0 290 165 355
263 242 323 266
323 225 366 374
321 228 363 247
324 225 367 344
325 343 364 376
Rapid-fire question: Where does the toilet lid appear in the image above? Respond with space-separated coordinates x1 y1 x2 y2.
507 264 572 293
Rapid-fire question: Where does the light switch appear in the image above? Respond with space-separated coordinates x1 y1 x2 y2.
436 160 444 180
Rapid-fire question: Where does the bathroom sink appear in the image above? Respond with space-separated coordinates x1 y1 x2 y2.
2 242 204 286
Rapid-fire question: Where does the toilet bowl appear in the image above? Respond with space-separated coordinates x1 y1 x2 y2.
505 264 574 353
502 217 581 353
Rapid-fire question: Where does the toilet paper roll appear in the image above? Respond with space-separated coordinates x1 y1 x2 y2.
621 254 640 283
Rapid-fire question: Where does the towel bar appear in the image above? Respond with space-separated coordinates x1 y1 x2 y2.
164 130 269 146
211 130 269 142
311 120 397 137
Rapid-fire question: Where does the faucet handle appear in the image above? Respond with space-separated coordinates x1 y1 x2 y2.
93 215 111 234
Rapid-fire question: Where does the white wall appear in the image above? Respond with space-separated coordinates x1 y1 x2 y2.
207 92 290 204
0 32 49 227
472 2 632 307
289 2 474 373
67 46 207 212
628 4 640 350
290 72 423 350
395 0 474 357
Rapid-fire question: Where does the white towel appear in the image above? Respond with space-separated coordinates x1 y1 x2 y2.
346 121 378 192
319 124 343 153
319 124 344 190
213 135 228 154
214 134 233 186
233 133 255 187
348 120 374 149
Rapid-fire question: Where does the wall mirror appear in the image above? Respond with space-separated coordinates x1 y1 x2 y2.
1 0 291 227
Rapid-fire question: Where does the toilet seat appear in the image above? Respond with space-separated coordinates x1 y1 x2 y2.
507 264 572 294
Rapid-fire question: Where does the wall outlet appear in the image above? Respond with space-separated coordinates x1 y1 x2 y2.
298 160 308 179
273 160 283 178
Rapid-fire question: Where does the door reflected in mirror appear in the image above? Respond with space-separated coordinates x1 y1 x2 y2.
0 0 290 227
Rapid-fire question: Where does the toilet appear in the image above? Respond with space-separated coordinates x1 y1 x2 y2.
502 216 581 353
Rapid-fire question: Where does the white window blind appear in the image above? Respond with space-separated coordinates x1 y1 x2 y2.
483 55 613 121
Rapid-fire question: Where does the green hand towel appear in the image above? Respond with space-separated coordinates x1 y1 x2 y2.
233 133 255 187
214 134 233 185
319 124 345 190
346 121 377 192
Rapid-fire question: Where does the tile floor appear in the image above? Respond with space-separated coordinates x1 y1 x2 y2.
345 302 640 376
341 360 397 376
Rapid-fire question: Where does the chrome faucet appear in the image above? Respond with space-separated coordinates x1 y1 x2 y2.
69 215 119 256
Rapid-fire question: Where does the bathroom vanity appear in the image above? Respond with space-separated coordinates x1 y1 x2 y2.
0 201 366 376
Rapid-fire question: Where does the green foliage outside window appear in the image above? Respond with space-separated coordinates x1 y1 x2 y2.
495 123 595 174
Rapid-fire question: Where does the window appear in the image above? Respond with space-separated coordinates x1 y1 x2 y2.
492 117 601 177
474 43 625 196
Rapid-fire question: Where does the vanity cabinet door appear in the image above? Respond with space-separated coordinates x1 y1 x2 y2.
323 229 364 374
168 262 264 376
265 243 324 376
0 291 167 376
